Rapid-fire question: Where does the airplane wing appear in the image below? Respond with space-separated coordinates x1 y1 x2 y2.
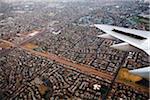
129 66 150 80
95 24 150 80
94 24 150 55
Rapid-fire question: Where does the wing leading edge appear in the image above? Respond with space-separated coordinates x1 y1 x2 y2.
95 24 150 56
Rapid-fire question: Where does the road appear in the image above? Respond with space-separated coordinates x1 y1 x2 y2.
22 47 113 80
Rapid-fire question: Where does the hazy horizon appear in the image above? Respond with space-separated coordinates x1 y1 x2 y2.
0 0 141 3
